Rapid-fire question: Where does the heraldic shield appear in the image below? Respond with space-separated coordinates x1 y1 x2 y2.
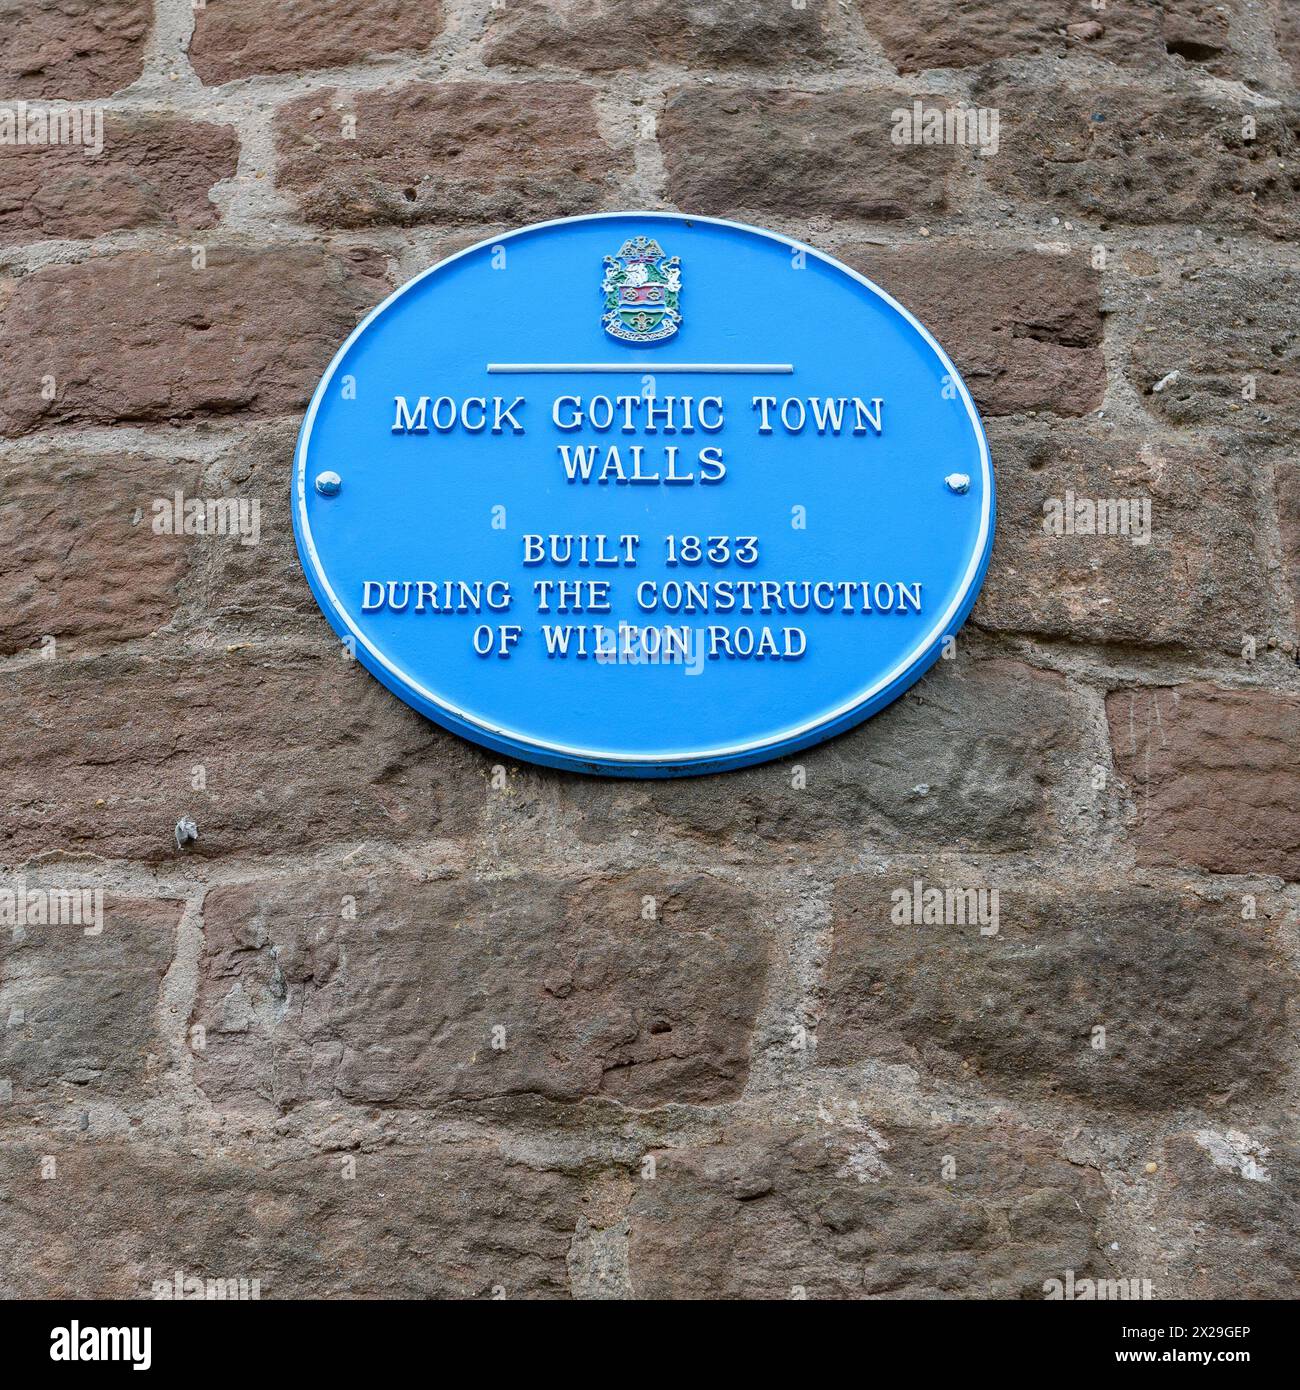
602 236 682 344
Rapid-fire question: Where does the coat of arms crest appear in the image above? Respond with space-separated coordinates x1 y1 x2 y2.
602 236 681 344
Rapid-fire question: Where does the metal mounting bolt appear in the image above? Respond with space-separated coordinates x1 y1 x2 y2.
315 471 342 497
944 472 971 494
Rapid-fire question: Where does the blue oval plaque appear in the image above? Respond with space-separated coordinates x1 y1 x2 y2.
293 213 994 777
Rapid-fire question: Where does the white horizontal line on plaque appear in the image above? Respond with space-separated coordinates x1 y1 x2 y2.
486 363 795 374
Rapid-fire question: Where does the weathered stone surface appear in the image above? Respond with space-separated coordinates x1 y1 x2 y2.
0 425 308 655
858 0 1237 76
193 871 766 1113
820 880 1291 1106
1278 464 1300 634
1279 1 1300 90
1129 265 1300 443
975 421 1274 652
0 116 238 243
0 650 487 866
839 243 1103 416
196 421 319 638
274 82 619 228
0 447 202 656
628 1121 1105 1297
0 246 389 436
1107 684 1300 880
190 0 445 85
1146 1132 1300 1297
0 0 150 100
0 1139 589 1297
981 83 1300 239
660 87 957 220
1159 0 1236 67
0 896 180 1099
484 0 831 71
543 657 1084 857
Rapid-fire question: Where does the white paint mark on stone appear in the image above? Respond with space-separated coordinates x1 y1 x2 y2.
1195 1129 1270 1182
818 1097 892 1183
